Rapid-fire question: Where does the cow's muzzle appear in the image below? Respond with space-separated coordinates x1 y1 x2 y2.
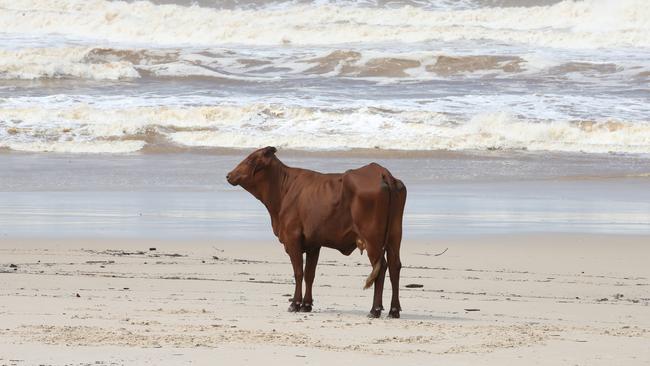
226 172 238 186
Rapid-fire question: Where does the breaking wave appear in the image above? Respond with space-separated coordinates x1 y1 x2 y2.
1 46 646 81
0 0 648 48
1 0 648 156
1 104 649 154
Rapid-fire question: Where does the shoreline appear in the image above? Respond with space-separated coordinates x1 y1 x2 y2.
1 152 649 240
2 146 650 160
2 149 650 185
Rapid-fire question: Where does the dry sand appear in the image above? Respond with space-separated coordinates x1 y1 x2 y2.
1 234 649 365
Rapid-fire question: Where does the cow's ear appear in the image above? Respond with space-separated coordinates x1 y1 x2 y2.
263 146 277 157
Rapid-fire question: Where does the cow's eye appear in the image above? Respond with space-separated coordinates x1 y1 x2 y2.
253 162 265 174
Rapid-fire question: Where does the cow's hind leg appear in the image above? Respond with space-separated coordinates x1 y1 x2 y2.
386 245 402 318
285 242 304 312
369 256 387 318
365 243 386 318
349 206 389 317
387 183 406 318
301 246 320 312
345 174 391 318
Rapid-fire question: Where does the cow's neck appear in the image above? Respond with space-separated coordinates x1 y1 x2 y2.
249 158 294 236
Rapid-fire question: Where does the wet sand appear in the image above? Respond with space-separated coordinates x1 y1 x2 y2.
2 152 649 239
1 235 649 365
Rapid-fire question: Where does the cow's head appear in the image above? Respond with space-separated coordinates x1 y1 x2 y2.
226 146 277 188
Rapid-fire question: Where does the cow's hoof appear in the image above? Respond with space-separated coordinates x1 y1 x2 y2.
288 302 301 312
299 303 312 312
367 307 382 318
387 308 400 319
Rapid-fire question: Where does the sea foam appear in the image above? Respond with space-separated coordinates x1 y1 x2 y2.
2 104 649 154
0 0 648 48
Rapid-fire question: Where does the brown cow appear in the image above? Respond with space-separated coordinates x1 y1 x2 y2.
226 147 407 318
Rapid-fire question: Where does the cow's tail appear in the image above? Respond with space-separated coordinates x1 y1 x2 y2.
364 260 382 290
363 171 396 290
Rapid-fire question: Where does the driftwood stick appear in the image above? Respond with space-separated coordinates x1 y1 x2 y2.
433 248 448 256
415 248 449 257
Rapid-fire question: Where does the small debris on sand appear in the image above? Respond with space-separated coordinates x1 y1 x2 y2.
405 284 424 288
464 308 481 312
85 260 115 265
91 250 145 256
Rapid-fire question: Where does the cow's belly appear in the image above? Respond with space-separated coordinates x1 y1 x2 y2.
301 211 357 253
303 221 355 247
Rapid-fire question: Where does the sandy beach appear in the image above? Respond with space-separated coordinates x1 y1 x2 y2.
1 235 648 365
2 0 649 364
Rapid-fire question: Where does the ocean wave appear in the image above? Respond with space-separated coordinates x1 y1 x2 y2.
2 45 647 81
1 0 648 48
1 104 649 154
0 47 141 80
154 0 480 11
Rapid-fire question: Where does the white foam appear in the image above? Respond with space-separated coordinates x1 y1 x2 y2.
2 41 648 84
1 0 648 48
5 140 146 153
0 47 139 80
2 103 650 154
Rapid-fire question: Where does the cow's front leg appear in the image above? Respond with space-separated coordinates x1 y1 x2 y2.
301 246 320 312
286 243 304 312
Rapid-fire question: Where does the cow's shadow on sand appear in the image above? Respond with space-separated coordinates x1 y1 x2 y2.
315 309 473 322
